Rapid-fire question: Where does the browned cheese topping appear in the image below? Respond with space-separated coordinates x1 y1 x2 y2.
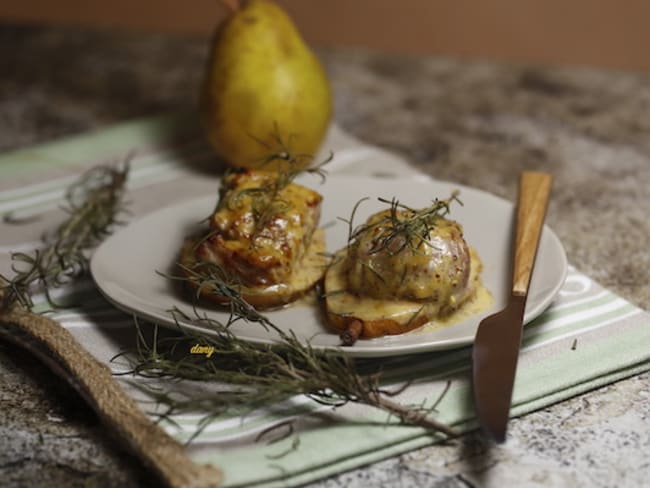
345 209 473 314
194 170 322 287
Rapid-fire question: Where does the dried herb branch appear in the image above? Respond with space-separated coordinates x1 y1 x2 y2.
349 191 462 256
124 307 457 439
249 122 329 172
216 124 332 234
0 161 130 311
220 153 331 233
160 262 274 330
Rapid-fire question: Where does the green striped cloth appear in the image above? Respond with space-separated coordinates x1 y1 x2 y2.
1 114 649 487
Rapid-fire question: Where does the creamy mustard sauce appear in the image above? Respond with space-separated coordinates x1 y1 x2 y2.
326 254 428 321
326 246 493 333
417 280 493 333
239 228 327 298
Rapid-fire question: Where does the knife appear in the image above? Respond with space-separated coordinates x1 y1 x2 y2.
472 171 553 442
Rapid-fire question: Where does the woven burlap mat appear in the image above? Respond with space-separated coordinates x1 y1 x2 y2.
0 291 223 488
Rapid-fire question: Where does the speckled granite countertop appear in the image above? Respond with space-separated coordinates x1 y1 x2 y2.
1 24 649 487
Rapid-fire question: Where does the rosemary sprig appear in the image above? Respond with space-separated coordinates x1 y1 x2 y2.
124 305 457 439
223 157 330 229
162 261 274 330
249 122 328 173
220 127 331 232
0 161 130 311
349 191 462 256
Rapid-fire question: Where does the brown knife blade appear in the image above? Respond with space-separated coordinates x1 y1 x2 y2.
472 171 553 442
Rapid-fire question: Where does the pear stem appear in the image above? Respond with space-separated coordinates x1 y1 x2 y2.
221 0 241 12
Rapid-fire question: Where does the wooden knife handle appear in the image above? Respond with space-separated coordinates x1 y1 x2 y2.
512 171 553 296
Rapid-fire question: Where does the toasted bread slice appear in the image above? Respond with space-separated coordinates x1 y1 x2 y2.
179 228 327 309
324 248 483 343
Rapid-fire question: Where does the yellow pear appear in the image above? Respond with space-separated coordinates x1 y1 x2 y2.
200 0 333 171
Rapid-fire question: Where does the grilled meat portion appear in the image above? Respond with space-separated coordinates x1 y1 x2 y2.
346 208 473 313
194 170 322 287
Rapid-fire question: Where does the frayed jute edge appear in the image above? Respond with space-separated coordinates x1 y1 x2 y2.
0 294 223 488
